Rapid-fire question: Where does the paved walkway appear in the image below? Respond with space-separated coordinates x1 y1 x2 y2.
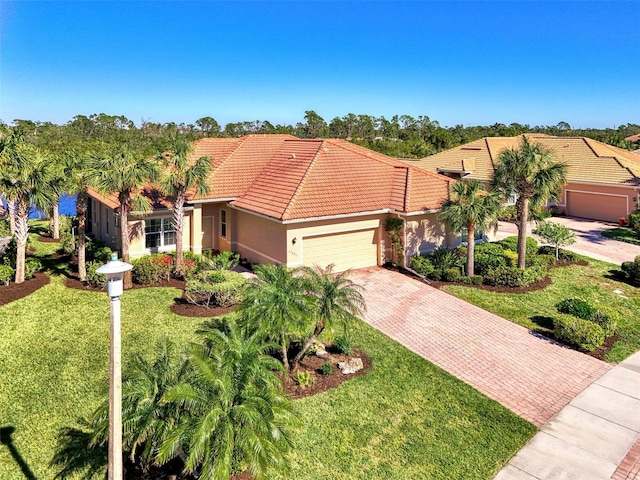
496 351 640 480
350 267 611 427
495 217 640 265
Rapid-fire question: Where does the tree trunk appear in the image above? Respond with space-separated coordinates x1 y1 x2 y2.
466 226 475 276
517 197 529 269
119 203 132 290
173 193 185 276
51 198 60 240
292 322 325 371
7 199 16 236
77 191 88 281
14 198 30 284
281 341 290 377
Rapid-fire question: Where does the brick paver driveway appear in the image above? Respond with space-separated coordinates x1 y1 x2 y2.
350 267 611 427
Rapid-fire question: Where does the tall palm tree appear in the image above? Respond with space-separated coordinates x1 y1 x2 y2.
438 180 503 276
159 135 210 276
292 265 366 370
89 142 159 289
492 137 568 269
239 264 312 373
0 130 55 283
158 320 294 479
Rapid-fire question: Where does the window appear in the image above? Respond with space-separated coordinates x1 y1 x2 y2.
220 209 227 238
145 218 176 249
506 192 518 205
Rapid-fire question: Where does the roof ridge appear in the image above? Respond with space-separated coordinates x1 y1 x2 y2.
280 140 324 220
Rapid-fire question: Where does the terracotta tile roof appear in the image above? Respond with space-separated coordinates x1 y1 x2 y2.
406 135 640 187
87 186 173 212
233 138 452 221
625 133 640 143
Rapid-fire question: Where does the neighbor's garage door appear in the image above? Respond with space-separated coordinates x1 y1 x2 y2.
302 229 378 272
566 191 627 222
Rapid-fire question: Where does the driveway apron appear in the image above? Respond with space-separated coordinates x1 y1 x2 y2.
349 267 611 428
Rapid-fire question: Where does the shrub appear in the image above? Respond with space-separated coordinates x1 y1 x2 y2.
410 255 434 277
296 370 315 387
475 242 506 256
443 267 461 282
556 298 597 320
182 259 198 279
334 336 352 356
535 254 556 267
58 215 74 237
485 264 546 287
538 246 577 262
0 220 10 237
1 238 17 267
201 250 240 271
621 256 640 286
132 254 173 285
553 314 605 352
474 252 507 276
184 270 246 307
86 237 113 263
591 307 619 338
0 264 14 285
629 212 640 231
24 259 42 280
499 236 538 265
459 275 483 285
321 362 333 376
59 232 75 255
498 204 517 222
86 260 106 288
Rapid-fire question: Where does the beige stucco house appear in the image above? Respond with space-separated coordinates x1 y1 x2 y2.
405 134 640 223
88 134 459 272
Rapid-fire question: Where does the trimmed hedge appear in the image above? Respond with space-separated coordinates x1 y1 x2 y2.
484 264 546 287
538 246 577 262
591 307 619 338
410 256 435 277
621 256 640 286
185 270 247 307
132 254 173 285
556 298 597 320
499 236 538 266
553 314 605 352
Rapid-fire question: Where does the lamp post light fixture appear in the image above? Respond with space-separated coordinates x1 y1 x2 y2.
96 253 133 480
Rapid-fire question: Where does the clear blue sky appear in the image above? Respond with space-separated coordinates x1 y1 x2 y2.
1 1 638 129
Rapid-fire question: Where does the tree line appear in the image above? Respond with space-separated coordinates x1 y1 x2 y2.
3 112 639 160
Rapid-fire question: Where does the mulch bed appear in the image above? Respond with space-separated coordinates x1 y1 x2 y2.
283 347 372 400
170 300 237 318
0 272 50 306
588 333 621 361
63 272 186 292
37 235 60 243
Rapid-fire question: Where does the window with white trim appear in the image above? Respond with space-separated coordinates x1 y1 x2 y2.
145 218 176 249
220 209 227 238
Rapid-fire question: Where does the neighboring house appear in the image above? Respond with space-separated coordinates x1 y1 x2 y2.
88 134 458 271
625 133 640 145
405 134 640 223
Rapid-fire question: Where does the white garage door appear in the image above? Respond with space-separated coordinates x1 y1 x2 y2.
302 229 378 272
566 191 628 222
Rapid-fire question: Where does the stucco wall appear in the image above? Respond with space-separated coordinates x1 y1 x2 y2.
232 209 287 264
404 213 449 258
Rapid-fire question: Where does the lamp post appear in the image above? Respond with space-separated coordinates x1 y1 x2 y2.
96 253 133 480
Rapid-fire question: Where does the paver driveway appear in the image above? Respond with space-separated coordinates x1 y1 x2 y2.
350 267 611 427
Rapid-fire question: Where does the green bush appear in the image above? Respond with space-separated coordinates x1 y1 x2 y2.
24 259 42 280
334 336 353 356
0 264 14 285
591 307 619 338
553 314 605 352
86 260 106 288
535 254 557 267
184 270 246 307
85 237 113 263
474 252 507 277
1 238 17 267
201 250 240 271
58 215 74 237
410 255 434 277
0 220 10 237
459 275 483 285
443 268 461 282
556 298 597 320
499 236 538 265
296 370 315 387
321 362 333 376
59 232 75 255
537 245 577 262
132 254 173 285
485 264 546 288
621 256 640 286
629 212 640 231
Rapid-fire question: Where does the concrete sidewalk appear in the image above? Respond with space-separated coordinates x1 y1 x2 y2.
495 351 640 480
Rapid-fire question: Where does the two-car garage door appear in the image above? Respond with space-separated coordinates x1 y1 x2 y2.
302 229 378 272
566 192 628 223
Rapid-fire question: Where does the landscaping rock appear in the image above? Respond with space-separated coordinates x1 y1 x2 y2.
338 357 363 374
313 341 329 357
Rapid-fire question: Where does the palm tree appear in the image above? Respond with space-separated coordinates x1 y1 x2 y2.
438 180 503 276
492 137 568 269
239 264 312 373
158 320 294 479
159 135 210 276
89 142 159 289
292 265 366 370
0 130 55 283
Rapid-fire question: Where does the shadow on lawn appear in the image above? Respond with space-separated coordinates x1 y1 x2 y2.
0 426 38 480
530 315 554 333
49 424 106 480
31 252 72 278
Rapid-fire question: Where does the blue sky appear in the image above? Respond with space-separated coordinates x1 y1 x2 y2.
1 1 638 129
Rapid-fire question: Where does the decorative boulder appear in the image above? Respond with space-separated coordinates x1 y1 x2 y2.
313 341 329 357
338 357 363 375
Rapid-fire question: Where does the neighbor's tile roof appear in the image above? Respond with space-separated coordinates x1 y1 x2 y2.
405 134 640 187
625 133 640 143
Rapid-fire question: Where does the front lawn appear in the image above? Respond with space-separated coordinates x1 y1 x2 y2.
0 235 535 479
443 258 640 363
602 226 640 246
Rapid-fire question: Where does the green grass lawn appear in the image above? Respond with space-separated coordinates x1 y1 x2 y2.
0 231 535 479
443 258 640 363
601 227 640 246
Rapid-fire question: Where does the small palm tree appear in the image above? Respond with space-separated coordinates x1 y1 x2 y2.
159 135 210 276
239 264 312 373
292 264 366 370
89 142 159 288
0 130 55 283
158 320 294 479
438 180 503 276
493 137 567 269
